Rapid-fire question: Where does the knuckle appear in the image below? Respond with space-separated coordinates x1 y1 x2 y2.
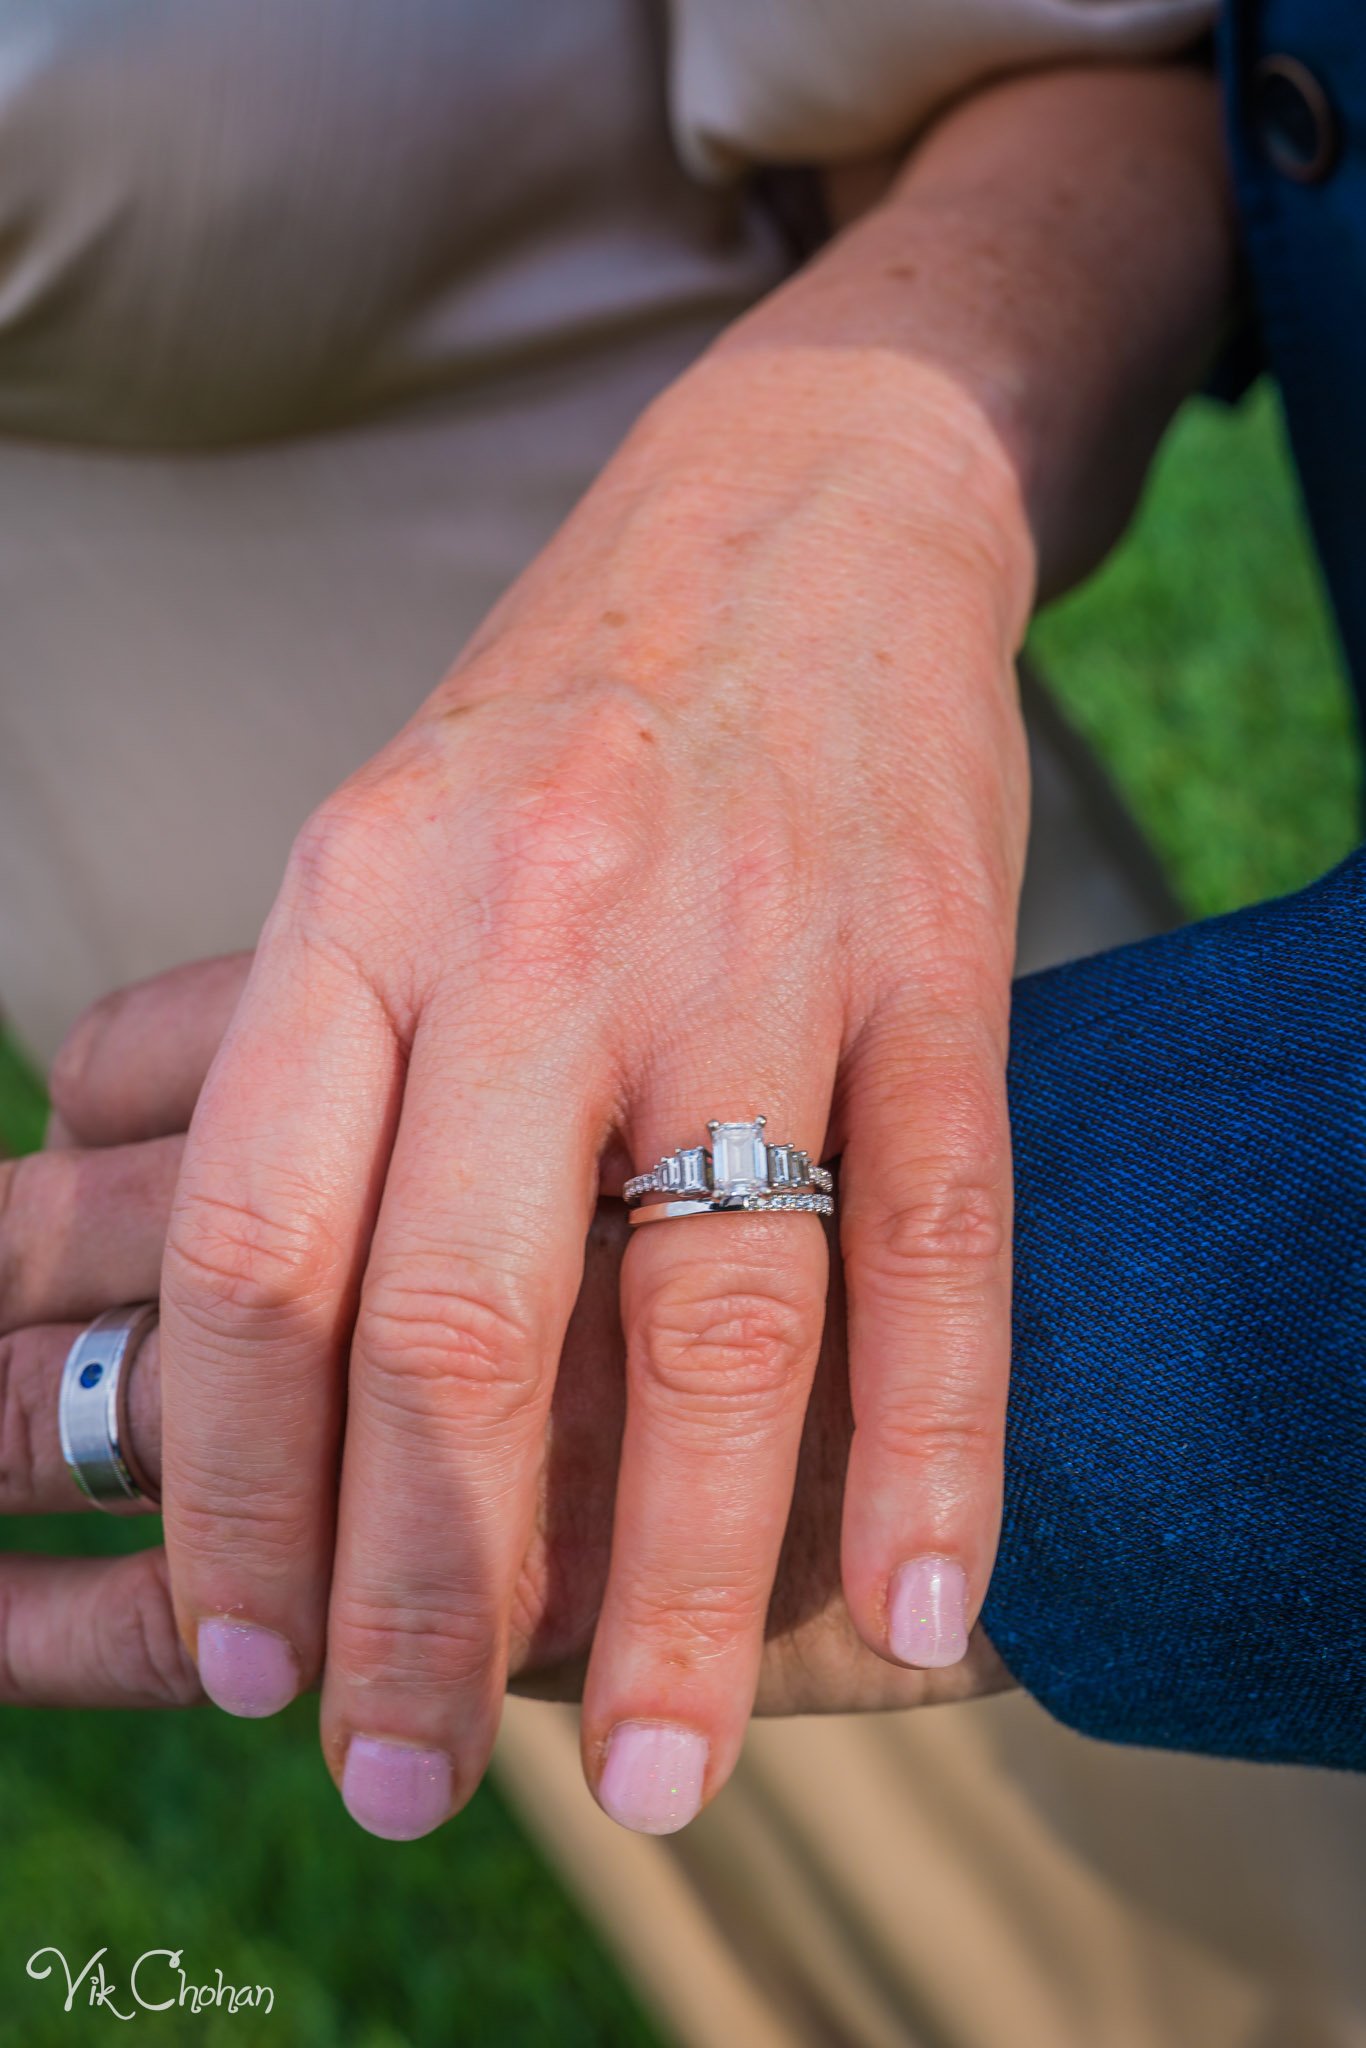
479 686 677 967
358 1273 542 1432
904 874 1019 985
280 795 434 987
168 1458 320 1573
165 1189 344 1326
486 794 643 981
98 1556 203 1707
0 1153 57 1326
862 1388 1001 1472
617 1576 768 1669
634 1278 816 1424
499 786 642 907
47 996 119 1130
329 1588 494 1695
283 795 405 925
864 1171 1009 1285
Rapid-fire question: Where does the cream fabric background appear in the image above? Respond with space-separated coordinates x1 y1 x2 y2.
669 0 1214 175
0 0 1209 1058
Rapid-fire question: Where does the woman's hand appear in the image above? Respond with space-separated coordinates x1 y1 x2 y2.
0 956 1008 1719
138 52 1236 1836
155 56 1231 1837
155 337 1031 1838
0 63 1231 1820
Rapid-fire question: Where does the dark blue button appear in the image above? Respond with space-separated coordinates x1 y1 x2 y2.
1253 55 1340 185
79 1360 104 1389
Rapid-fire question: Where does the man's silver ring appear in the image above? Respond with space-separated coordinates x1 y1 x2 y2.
58 1304 160 1513
626 1117 834 1227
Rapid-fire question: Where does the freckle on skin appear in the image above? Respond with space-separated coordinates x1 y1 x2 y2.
724 528 759 555
601 609 627 628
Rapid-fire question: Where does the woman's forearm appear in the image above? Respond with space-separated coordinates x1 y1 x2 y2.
700 63 1237 606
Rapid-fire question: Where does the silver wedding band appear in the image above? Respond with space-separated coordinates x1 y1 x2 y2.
626 1117 834 1228
629 1191 834 1226
58 1304 160 1513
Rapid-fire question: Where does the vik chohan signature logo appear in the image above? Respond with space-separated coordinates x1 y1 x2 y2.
27 1946 275 2020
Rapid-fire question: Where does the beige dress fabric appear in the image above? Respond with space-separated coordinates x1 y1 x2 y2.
3 4 1364 2045
668 0 1216 176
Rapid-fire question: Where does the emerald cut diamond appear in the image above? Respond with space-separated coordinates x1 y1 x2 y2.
768 1144 807 1188
678 1147 710 1195
709 1118 769 1197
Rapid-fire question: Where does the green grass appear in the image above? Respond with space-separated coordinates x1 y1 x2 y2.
0 382 1355 2047
0 1537 657 2048
0 1669 655 2048
0 1029 46 1156
1031 382 1358 912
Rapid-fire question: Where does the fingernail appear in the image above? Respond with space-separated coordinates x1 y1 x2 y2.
888 1556 970 1667
599 1722 707 1836
342 1737 453 1842
196 1619 299 1718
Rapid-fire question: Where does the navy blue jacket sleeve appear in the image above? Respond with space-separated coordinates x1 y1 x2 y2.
983 847 1366 1769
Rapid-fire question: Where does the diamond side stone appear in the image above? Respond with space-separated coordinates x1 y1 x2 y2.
678 1147 709 1195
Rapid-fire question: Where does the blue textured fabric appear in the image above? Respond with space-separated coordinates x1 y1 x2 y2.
983 848 1366 1767
987 0 1366 1770
1221 0 1366 711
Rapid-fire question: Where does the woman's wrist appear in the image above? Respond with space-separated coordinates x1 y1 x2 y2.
672 65 1233 607
460 331 1037 757
627 343 1038 652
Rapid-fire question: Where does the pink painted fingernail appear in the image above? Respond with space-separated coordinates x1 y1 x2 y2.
888 1556 970 1667
599 1723 707 1835
196 1620 299 1718
342 1738 453 1842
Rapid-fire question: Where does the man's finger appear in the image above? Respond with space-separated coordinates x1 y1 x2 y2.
0 1548 202 1708
0 1138 182 1334
48 953 252 1149
0 1322 162 1514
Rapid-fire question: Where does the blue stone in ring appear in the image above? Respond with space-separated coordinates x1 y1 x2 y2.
79 1361 104 1389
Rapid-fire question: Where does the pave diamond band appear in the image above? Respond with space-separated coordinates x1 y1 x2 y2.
629 1189 834 1228
625 1118 835 1222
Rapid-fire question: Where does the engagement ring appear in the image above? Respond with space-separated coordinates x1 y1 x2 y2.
626 1118 834 1226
